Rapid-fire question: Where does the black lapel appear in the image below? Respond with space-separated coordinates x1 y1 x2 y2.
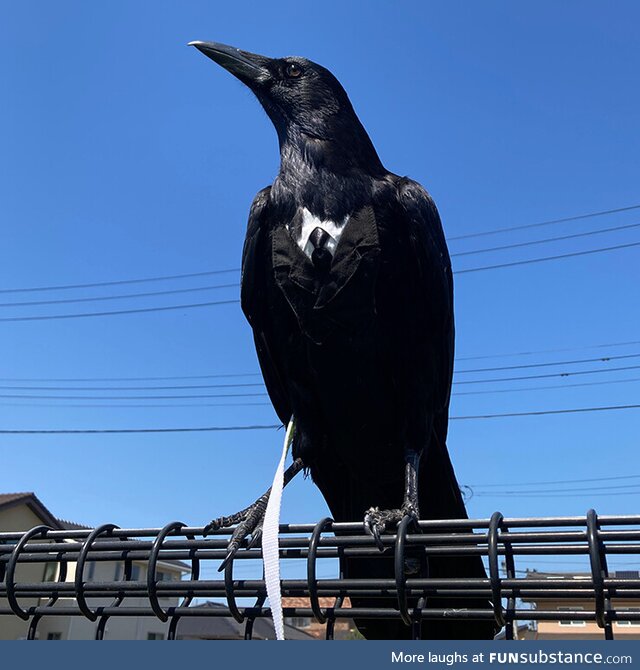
271 205 380 343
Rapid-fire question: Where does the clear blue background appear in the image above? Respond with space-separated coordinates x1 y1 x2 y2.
1 1 639 577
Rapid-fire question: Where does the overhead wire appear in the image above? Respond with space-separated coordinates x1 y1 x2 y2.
0 362 638 399
0 282 239 308
1 403 639 433
0 268 240 294
1 340 639 382
0 238 637 321
448 204 640 241
450 220 640 257
454 240 640 274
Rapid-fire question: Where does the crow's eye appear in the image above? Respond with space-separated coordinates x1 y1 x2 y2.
285 62 302 78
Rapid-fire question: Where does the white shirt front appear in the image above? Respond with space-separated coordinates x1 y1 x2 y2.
291 207 349 259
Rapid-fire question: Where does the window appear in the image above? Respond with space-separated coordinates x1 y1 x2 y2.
147 632 165 640
47 632 62 640
558 607 586 626
114 563 122 581
285 616 311 628
86 561 96 581
157 571 173 581
617 608 640 626
131 564 141 581
43 562 58 582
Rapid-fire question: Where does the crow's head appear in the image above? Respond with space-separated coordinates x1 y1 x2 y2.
189 41 383 173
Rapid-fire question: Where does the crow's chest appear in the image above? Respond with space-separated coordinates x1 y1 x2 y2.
269 205 381 345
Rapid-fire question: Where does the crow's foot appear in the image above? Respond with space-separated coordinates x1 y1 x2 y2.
203 493 269 572
203 457 304 571
364 502 419 552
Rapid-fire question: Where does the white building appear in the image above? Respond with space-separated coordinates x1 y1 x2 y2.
0 492 189 640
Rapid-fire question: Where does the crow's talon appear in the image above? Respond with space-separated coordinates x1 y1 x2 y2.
247 522 263 550
217 507 266 571
218 524 249 571
364 506 395 551
364 505 419 551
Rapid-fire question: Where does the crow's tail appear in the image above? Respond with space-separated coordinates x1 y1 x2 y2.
341 434 496 640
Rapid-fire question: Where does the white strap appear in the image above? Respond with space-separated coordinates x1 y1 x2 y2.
262 418 295 640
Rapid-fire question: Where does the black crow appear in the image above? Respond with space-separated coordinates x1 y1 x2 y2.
190 41 495 640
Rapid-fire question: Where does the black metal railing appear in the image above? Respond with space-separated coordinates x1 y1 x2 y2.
1 510 639 640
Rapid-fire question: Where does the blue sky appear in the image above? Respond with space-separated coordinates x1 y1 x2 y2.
1 1 639 576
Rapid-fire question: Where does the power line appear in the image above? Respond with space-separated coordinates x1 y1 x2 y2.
0 353 640 391
456 339 640 362
0 268 241 295
0 365 637 399
0 298 240 322
2 340 638 382
0 392 270 400
448 204 640 241
475 483 640 495
0 282 238 308
0 424 281 434
2 372 638 396
468 473 640 488
1 373 636 403
455 240 640 274
453 376 640 396
0 242 635 321
0 382 265 391
3 356 638 390
0 373 637 404
451 403 640 420
1 403 638 433
0 202 636 303
475 491 640 498
455 352 640 375
0 372 263 382
450 221 640 257
3 221 627 307
455 363 640 385
0 401 273 408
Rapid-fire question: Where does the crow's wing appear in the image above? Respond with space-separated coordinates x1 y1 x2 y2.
394 177 455 434
240 187 292 426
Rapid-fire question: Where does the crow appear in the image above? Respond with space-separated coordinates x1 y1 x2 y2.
190 41 495 640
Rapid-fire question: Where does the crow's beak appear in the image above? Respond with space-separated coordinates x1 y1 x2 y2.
188 41 272 89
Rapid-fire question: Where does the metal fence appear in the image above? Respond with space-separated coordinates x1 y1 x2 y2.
1 510 639 640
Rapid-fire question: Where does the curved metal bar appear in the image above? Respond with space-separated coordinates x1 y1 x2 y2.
75 524 119 622
501 519 516 640
95 613 109 640
394 515 414 626
224 550 244 624
28 558 69 640
244 592 267 640
487 511 505 629
168 529 201 640
307 517 333 624
411 596 426 640
325 594 344 640
586 509 613 638
147 521 185 623
96 535 133 639
27 615 42 640
6 525 51 620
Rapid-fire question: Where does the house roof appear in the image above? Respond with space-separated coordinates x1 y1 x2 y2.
56 518 93 531
0 492 64 529
282 596 352 608
175 601 315 640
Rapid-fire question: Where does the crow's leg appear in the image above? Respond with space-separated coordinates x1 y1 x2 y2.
204 457 304 570
364 449 421 551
